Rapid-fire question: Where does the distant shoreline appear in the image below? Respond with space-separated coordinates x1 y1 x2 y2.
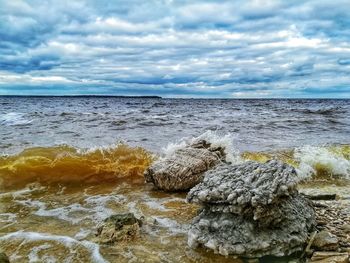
0 95 349 100
0 95 162 99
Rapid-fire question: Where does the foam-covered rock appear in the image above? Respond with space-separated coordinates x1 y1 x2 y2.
187 160 316 258
188 195 315 257
144 140 225 191
188 160 297 206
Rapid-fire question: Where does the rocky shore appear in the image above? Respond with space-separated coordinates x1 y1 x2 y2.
304 197 350 263
143 141 350 262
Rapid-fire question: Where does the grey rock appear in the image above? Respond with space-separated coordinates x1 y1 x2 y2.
95 213 143 244
187 160 298 220
188 195 315 257
312 231 339 251
187 160 316 258
144 140 225 191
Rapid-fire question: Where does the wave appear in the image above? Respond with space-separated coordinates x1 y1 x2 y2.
0 112 33 126
295 145 350 180
162 130 241 164
0 132 349 189
298 107 346 115
242 145 350 180
0 144 153 188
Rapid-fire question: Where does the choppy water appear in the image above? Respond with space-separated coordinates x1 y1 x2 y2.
0 96 350 263
1 97 349 153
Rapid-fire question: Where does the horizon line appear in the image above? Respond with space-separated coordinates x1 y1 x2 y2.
0 95 349 100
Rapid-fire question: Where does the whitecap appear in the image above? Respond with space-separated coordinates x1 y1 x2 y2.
295 145 350 179
162 130 241 164
0 112 33 126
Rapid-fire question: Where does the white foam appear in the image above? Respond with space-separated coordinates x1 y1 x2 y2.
0 183 46 200
162 130 241 164
0 112 33 126
84 194 126 206
74 228 91 240
34 203 91 224
28 244 54 263
151 216 188 234
145 200 168 211
0 231 108 263
16 199 47 210
295 145 350 179
29 194 126 224
0 213 17 223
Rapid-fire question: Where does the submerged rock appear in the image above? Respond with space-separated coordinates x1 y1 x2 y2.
144 140 225 191
95 213 143 244
187 160 316 258
0 252 9 263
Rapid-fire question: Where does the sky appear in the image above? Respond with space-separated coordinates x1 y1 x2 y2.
0 0 350 98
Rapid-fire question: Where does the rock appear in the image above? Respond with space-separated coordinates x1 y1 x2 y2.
312 231 339 251
187 160 316 258
302 193 337 201
340 224 350 233
313 200 350 252
144 140 225 191
188 196 315 258
309 251 349 263
187 160 298 220
95 213 142 244
0 252 9 263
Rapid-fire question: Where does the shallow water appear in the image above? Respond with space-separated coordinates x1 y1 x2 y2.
0 97 350 262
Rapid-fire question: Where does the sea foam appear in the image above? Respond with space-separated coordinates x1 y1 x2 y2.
162 130 241 164
295 145 350 180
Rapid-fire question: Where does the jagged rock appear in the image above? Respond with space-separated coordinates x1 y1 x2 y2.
95 213 142 244
312 231 339 251
188 195 315 257
309 252 349 263
187 160 298 221
144 140 225 191
187 160 316 258
0 252 9 263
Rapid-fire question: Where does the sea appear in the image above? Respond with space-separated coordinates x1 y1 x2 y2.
0 96 349 262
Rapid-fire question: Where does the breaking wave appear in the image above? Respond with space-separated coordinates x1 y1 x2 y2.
0 131 349 189
295 145 350 180
162 130 241 164
242 145 350 180
0 144 153 188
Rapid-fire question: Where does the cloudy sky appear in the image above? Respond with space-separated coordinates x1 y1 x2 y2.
0 0 350 97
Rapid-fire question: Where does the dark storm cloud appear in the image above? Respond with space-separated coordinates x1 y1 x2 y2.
0 0 349 97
